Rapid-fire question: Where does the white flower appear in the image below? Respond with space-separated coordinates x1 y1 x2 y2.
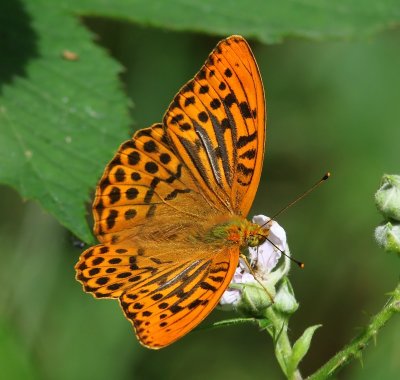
249 215 287 279
219 215 288 310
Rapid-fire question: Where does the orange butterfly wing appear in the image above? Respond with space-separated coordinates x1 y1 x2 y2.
77 244 238 348
91 123 215 246
165 35 265 216
75 35 266 348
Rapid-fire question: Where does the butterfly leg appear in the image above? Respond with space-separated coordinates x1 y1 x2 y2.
239 253 274 303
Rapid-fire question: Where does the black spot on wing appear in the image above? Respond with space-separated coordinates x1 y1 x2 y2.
239 149 256 160
224 92 237 107
164 188 192 201
108 187 121 204
239 101 252 119
114 168 126 182
237 163 254 176
237 132 257 149
184 96 195 107
106 210 118 230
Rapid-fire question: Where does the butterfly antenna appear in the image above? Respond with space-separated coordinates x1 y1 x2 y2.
265 237 304 269
256 172 330 269
261 172 330 227
255 231 304 268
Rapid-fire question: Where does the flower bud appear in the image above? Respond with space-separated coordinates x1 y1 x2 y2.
375 222 400 255
375 174 400 221
237 280 276 316
273 278 299 315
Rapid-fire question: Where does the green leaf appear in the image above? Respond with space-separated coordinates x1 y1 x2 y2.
69 0 400 43
287 324 322 378
0 0 131 242
196 317 260 331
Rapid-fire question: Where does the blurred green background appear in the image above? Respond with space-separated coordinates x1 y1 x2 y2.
1 16 400 380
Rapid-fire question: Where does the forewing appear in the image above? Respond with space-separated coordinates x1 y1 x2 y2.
93 123 219 245
76 244 239 349
164 35 266 217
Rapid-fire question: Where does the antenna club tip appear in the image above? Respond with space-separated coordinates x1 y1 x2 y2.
323 172 331 180
292 259 305 269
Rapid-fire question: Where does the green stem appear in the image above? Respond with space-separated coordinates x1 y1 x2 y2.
307 281 400 380
263 308 303 380
259 245 303 380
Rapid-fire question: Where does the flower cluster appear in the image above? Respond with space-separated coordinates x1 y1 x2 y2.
220 215 296 315
375 174 400 255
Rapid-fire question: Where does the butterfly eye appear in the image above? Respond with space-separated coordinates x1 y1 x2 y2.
246 234 259 247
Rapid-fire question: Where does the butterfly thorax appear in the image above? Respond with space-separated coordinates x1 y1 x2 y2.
208 217 270 249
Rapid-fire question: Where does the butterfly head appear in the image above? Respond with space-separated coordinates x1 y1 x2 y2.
224 218 270 249
245 223 270 248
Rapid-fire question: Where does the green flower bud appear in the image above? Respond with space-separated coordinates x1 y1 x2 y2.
273 278 299 315
375 174 400 221
237 281 276 317
375 221 400 255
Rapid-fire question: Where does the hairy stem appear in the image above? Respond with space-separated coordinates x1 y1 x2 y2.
307 281 400 380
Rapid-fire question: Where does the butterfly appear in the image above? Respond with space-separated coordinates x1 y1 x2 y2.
75 35 269 349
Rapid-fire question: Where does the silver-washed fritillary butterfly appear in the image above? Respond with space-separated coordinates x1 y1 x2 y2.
75 35 269 349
